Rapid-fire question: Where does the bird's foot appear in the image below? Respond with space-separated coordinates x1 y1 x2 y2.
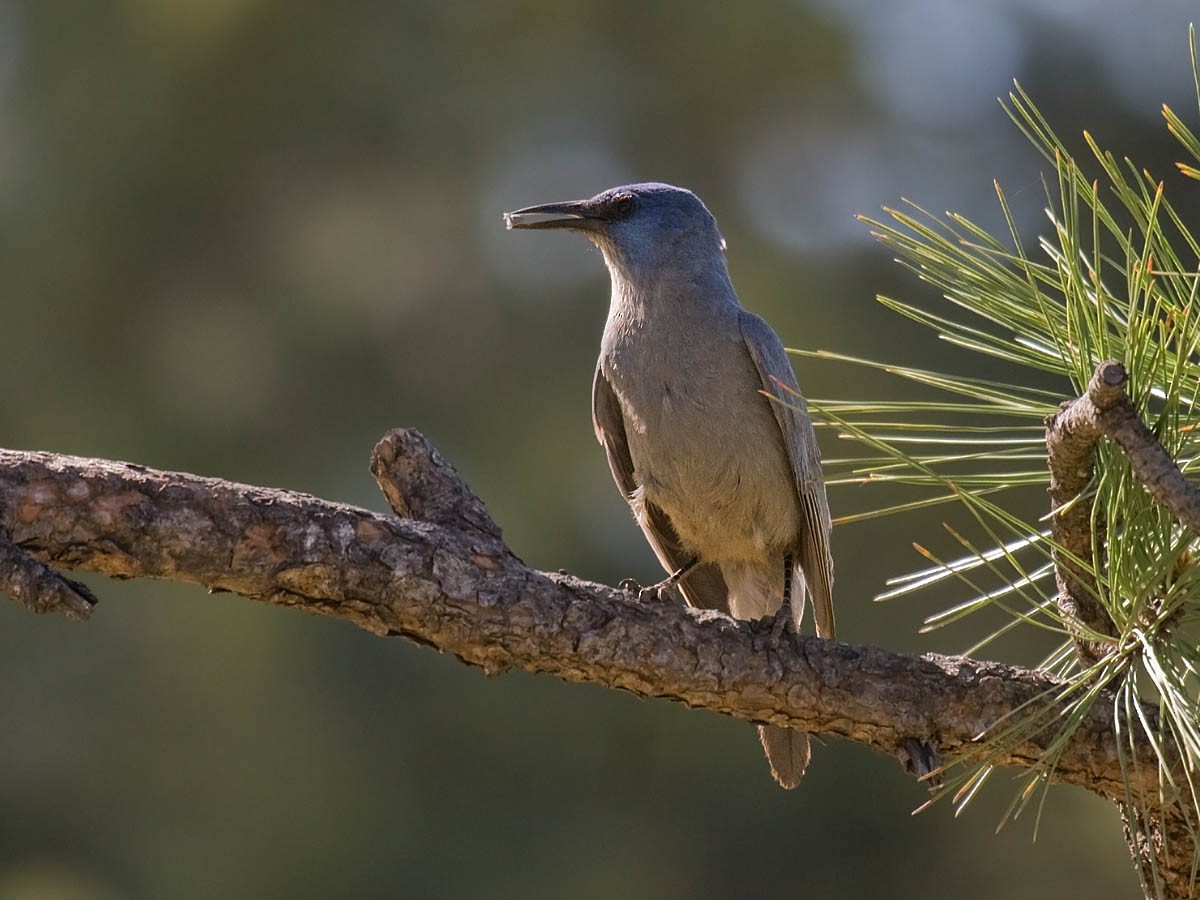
618 577 674 603
765 605 799 651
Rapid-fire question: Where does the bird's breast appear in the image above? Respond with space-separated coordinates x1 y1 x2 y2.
601 328 801 564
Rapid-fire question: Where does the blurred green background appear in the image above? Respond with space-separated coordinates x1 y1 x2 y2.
3 1 1197 897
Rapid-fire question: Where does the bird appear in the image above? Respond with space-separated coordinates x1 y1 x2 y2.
505 182 834 789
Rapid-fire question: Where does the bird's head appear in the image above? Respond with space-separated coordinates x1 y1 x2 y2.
505 182 727 285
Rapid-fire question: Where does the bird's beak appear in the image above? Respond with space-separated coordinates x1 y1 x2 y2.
504 200 605 232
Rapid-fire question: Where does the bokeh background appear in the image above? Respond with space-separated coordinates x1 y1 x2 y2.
1 2 1197 897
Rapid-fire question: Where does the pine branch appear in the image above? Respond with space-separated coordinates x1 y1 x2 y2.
1044 360 1127 663
0 428 1165 807
0 529 96 620
1046 360 1200 897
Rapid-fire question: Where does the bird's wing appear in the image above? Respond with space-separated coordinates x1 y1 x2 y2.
591 364 729 611
738 312 836 639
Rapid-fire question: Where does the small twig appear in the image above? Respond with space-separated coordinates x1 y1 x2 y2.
370 428 503 538
0 530 96 620
1103 392 1200 534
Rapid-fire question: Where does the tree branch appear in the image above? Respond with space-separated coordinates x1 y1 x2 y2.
1046 361 1200 660
0 529 96 620
1044 360 1125 663
0 428 1160 809
1045 360 1200 898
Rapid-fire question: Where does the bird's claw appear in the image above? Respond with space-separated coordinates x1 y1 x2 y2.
765 606 799 652
639 584 665 603
619 577 672 602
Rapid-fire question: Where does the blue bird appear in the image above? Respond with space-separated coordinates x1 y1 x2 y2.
507 183 835 788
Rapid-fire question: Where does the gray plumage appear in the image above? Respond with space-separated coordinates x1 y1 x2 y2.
506 182 834 789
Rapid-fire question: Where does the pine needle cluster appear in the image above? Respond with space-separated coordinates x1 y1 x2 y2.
803 27 1200 883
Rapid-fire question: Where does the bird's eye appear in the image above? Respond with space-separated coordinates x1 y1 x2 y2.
613 195 637 218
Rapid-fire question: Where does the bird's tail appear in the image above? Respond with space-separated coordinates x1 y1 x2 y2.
759 725 810 790
724 561 815 790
